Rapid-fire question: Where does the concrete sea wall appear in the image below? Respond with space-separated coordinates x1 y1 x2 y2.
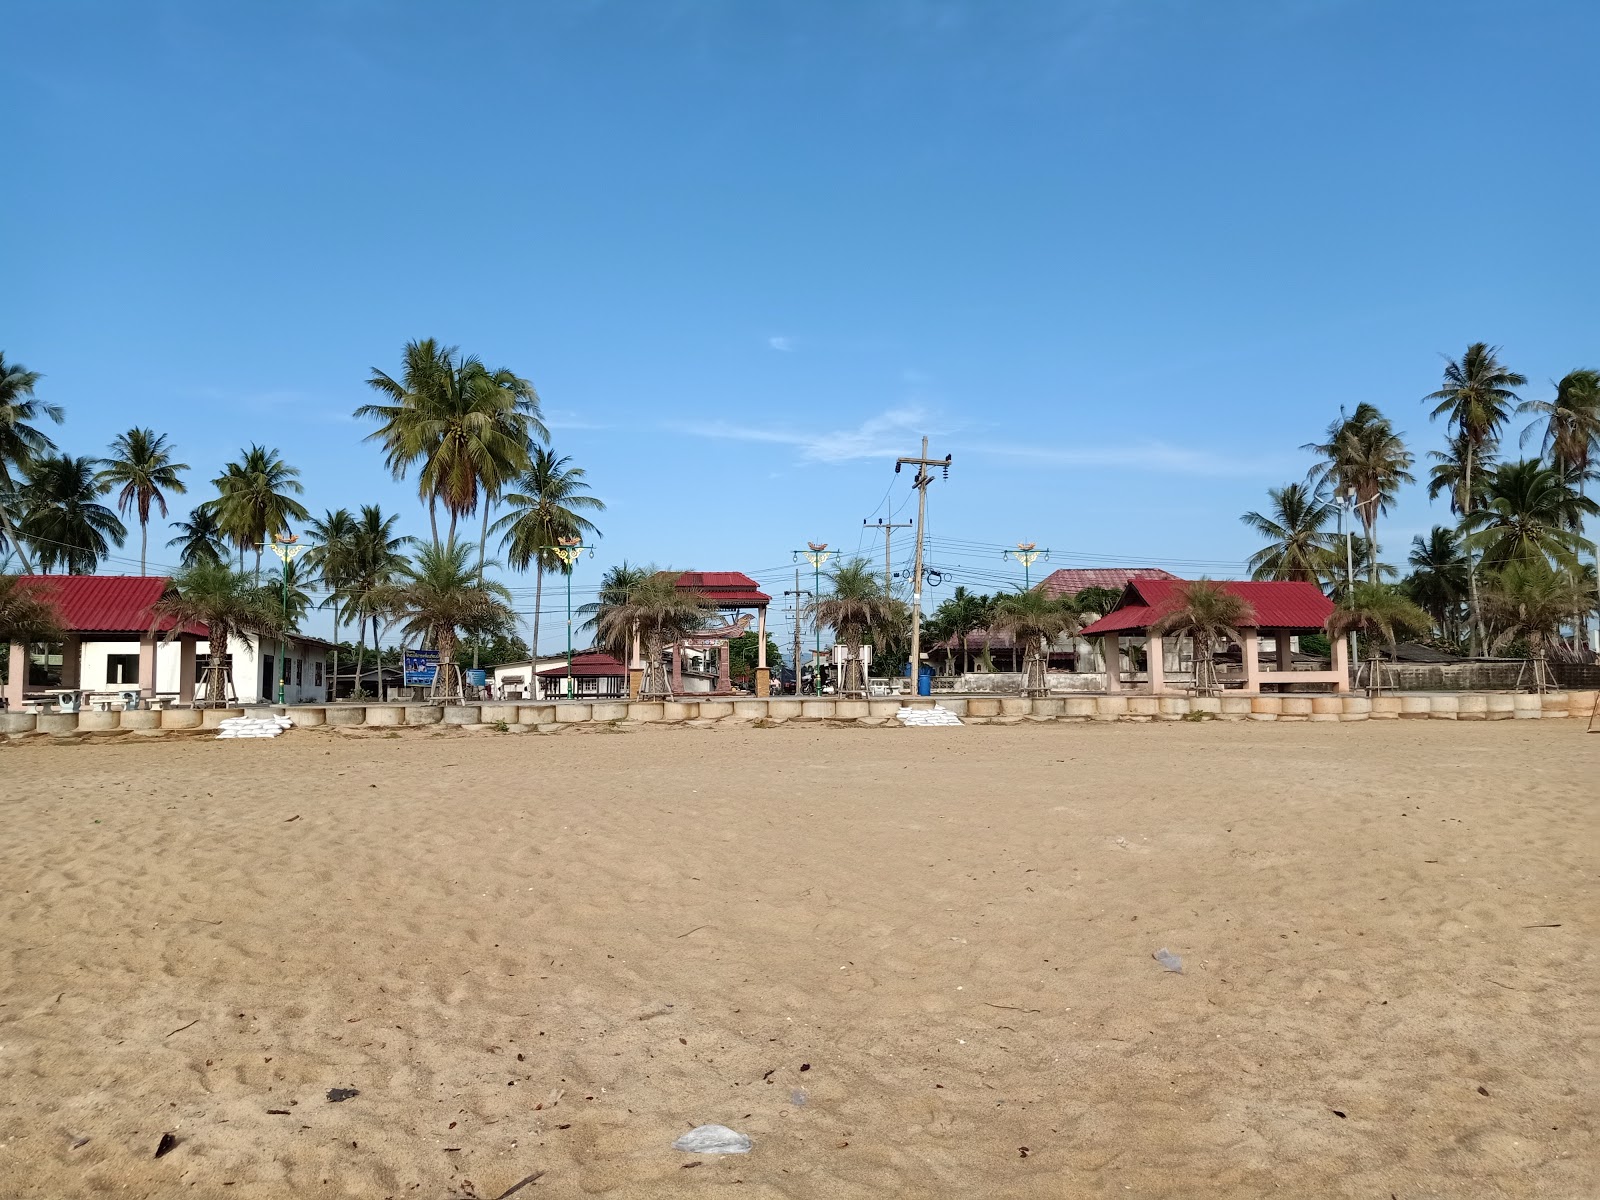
2 690 1595 738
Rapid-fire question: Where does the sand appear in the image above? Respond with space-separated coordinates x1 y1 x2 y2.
1 720 1594 1198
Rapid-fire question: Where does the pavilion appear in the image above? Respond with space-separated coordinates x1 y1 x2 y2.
1078 579 1348 694
627 572 772 698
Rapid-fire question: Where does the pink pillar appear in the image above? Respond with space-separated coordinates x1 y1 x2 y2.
1242 627 1262 693
1146 634 1166 694
1275 630 1293 672
755 606 770 696
717 640 731 693
1102 635 1121 692
671 643 682 692
178 637 196 704
138 634 157 701
5 640 27 709
1331 629 1351 693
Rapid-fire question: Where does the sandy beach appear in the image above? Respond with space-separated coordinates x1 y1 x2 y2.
1 720 1594 1198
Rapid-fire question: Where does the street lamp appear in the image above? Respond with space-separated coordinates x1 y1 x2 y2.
1003 541 1049 589
550 536 595 700
262 532 311 705
794 542 832 696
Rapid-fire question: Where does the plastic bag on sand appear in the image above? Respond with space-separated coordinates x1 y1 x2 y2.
673 1125 752 1154
1153 948 1184 973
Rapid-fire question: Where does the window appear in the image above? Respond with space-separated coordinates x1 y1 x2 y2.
296 658 303 686
27 643 64 688
107 654 141 685
315 661 323 686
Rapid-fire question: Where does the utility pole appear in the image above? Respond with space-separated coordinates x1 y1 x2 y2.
864 517 913 597
793 543 832 695
1003 542 1049 590
783 567 812 697
895 437 951 696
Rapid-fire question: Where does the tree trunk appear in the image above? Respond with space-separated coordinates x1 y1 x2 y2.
139 520 148 576
353 615 366 700
254 545 262 584
428 497 440 551
1464 445 1483 656
1363 510 1379 586
532 563 545 674
446 510 458 550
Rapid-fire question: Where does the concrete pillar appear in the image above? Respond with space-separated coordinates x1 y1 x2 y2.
60 635 82 689
1103 635 1121 692
717 639 731 693
1242 627 1261 693
178 637 196 704
5 640 27 709
138 634 157 701
1147 634 1166 694
1275 630 1292 672
1331 632 1350 693
671 643 682 693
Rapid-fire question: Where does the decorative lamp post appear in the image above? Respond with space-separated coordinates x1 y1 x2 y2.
794 542 833 696
263 532 311 705
551 536 596 700
1003 541 1049 589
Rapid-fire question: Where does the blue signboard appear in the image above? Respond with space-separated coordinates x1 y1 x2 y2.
403 649 438 686
466 668 487 688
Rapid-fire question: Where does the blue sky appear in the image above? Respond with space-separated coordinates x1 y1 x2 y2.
6 0 1598 651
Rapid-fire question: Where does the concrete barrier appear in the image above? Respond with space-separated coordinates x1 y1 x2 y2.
1157 697 1189 720
364 705 405 726
661 701 696 722
1218 696 1252 721
480 704 521 725
627 702 665 723
1486 693 1515 720
122 710 162 731
939 697 968 716
728 700 764 720
1370 697 1402 720
1310 696 1342 722
291 707 326 727
588 702 628 722
77 710 122 732
200 708 245 728
1398 696 1430 720
831 700 867 720
999 697 1030 718
1456 694 1488 721
965 697 1001 718
518 705 554 725
160 708 204 729
1094 696 1127 721
325 706 365 727
868 699 902 719
1249 697 1281 722
441 705 481 725
1 712 37 735
767 700 802 720
407 705 443 725
1031 698 1062 719
1278 696 1313 720
37 712 80 735
1063 697 1097 720
1339 696 1371 722
1512 694 1542 720
1568 690 1598 719
800 699 837 720
1429 695 1459 720
1541 692 1568 719
1191 696 1222 716
553 703 591 723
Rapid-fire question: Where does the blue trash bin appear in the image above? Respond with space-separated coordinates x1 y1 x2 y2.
904 663 933 696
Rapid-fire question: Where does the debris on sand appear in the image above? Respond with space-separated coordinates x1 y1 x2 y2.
673 1124 752 1154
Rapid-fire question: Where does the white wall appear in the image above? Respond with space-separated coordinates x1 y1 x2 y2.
71 634 330 704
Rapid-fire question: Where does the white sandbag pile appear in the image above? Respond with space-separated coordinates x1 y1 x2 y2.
896 705 963 727
215 714 293 739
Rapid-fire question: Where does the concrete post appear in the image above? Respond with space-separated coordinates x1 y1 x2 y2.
1147 634 1166 694
1103 635 1121 692
1242 626 1262 693
1275 630 1292 672
60 635 82 690
755 605 770 697
717 639 731 693
178 637 196 704
671 643 682 693
5 640 27 709
138 634 157 701
1331 632 1351 693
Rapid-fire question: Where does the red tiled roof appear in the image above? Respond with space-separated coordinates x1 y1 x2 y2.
1078 579 1333 636
16 575 206 636
536 651 628 678
674 571 770 606
1035 567 1179 599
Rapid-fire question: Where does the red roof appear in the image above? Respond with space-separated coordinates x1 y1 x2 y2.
1078 579 1333 635
674 571 770 606
536 651 628 678
17 575 205 636
1036 567 1179 599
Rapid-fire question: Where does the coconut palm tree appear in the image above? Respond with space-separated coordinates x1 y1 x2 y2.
0 353 62 573
579 560 652 667
1425 343 1527 652
357 339 545 553
210 445 309 580
0 573 65 644
1325 583 1431 695
810 556 901 697
150 561 286 707
930 585 988 674
1304 405 1413 583
17 454 126 574
1147 580 1257 696
1242 483 1338 583
1426 431 1497 517
341 506 411 697
258 557 314 629
166 505 229 569
304 508 359 685
1460 459 1598 572
591 569 713 699
988 587 1079 697
494 447 605 663
1519 368 1600 646
1403 527 1470 646
95 428 188 576
372 540 517 704
1481 559 1588 691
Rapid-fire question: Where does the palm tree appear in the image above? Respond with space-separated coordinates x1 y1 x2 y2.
166 506 229 569
1481 559 1588 691
1242 483 1338 583
17 454 126 574
988 587 1079 697
930 585 988 674
579 560 652 668
260 557 314 629
210 445 309 580
1460 459 1598 572
305 508 359 686
1426 431 1497 517
149 561 286 707
1325 583 1431 695
1305 404 1413 583
342 506 411 697
810 557 901 696
1426 343 1528 652
373 540 518 704
494 447 605 665
1403 527 1470 646
0 573 65 645
95 428 188 575
357 339 546 553
591 570 713 699
1147 580 1256 696
0 352 62 573
1519 368 1600 647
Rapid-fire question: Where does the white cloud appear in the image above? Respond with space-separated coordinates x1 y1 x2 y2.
767 336 795 352
967 440 1285 478
673 407 929 463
